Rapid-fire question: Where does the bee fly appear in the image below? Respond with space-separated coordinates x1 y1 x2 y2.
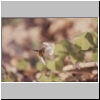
32 47 46 65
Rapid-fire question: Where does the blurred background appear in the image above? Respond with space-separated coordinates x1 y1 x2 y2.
2 18 98 82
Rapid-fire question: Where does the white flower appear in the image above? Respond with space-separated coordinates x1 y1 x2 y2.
43 42 55 55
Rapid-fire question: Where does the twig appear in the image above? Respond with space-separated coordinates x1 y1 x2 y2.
63 62 98 71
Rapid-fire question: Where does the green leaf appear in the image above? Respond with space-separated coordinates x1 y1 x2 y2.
74 32 86 38
55 58 64 71
69 54 77 64
74 32 93 50
91 31 98 46
38 74 52 82
38 73 61 82
81 38 91 50
2 77 13 82
36 61 46 71
18 59 28 70
85 32 95 46
50 74 61 82
54 44 65 57
47 61 56 72
60 39 72 52
92 52 98 62
9 72 18 82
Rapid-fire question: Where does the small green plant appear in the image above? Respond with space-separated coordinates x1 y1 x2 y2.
36 31 98 82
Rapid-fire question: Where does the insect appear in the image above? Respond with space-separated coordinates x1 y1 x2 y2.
32 47 46 65
32 42 55 65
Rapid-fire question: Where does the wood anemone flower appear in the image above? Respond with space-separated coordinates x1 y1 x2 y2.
43 42 55 56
